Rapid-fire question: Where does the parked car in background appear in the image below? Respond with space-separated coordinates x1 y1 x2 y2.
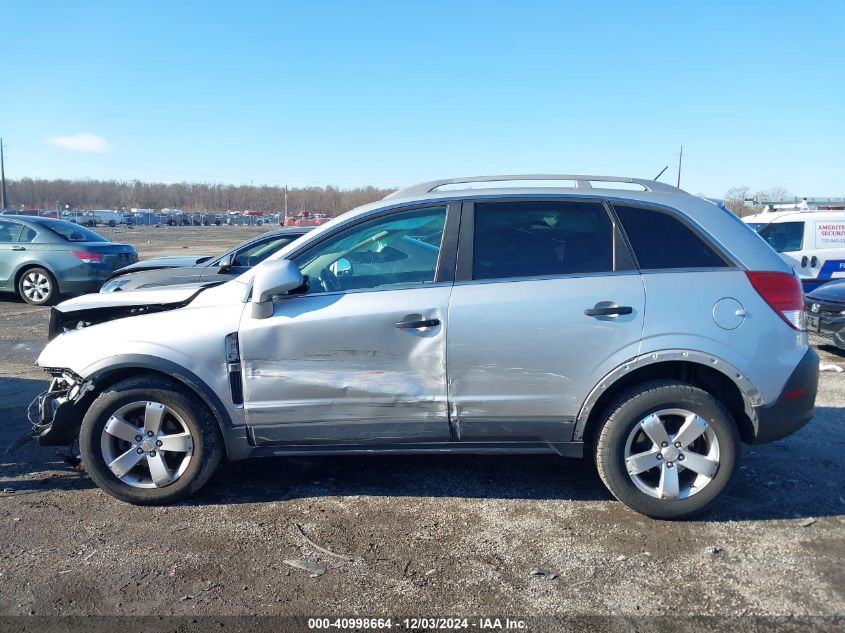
88 210 124 227
805 278 845 351
1 208 59 219
36 174 817 518
0 216 137 304
61 211 98 227
744 210 845 291
283 210 332 227
100 226 312 292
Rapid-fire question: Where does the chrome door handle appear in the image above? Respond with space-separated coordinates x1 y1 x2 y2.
11 246 25 251
585 305 632 317
394 318 440 329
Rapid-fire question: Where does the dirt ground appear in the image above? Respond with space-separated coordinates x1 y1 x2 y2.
0 226 843 623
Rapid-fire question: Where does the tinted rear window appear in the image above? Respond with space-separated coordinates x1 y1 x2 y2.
473 200 614 280
613 204 728 269
42 220 108 242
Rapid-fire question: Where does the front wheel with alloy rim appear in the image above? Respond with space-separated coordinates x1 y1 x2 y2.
79 375 223 505
18 267 57 305
594 380 740 519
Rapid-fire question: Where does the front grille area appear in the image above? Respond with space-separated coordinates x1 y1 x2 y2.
806 298 845 315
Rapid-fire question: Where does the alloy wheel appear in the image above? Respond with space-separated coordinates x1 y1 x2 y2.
623 408 720 500
100 400 195 488
21 271 51 303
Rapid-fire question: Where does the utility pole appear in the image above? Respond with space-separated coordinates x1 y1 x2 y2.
0 138 7 209
284 185 288 222
676 145 683 188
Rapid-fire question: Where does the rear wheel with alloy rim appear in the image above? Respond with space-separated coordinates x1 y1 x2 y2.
18 267 57 305
79 375 223 505
595 380 740 519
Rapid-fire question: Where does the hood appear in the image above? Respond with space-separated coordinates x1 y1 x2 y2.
806 279 845 302
110 254 213 276
48 282 216 340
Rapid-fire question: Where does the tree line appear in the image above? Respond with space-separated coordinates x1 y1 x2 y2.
5 177 791 218
4 178 395 216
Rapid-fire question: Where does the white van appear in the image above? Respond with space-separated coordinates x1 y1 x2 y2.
88 209 124 226
744 210 845 291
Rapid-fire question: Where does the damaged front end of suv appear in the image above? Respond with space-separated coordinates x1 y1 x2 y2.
34 283 220 446
31 368 95 446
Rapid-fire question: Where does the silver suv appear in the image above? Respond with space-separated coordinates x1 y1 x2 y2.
34 175 818 518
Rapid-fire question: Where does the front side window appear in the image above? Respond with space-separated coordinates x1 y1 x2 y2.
757 221 804 253
232 234 300 267
614 204 728 269
472 200 614 280
292 206 446 293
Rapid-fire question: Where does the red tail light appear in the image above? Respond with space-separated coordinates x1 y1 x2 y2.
745 271 805 330
72 251 104 264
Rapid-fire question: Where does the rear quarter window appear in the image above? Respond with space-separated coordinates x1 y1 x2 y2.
613 204 729 269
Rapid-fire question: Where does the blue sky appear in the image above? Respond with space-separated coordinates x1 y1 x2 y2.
2 0 843 196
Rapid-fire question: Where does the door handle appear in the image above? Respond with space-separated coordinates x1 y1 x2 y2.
585 305 633 317
394 318 440 329
810 256 818 268
11 246 25 251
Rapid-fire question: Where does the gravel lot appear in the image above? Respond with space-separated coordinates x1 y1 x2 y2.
0 226 843 621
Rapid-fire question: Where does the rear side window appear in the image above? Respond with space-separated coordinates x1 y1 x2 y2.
472 200 614 280
0 220 24 242
43 220 108 243
614 204 728 269
757 221 804 253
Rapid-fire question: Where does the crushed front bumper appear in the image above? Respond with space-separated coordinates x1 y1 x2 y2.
32 373 89 446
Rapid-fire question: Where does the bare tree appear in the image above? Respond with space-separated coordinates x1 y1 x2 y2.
723 185 752 216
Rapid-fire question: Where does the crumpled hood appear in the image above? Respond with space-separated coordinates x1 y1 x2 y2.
47 282 226 341
56 282 213 313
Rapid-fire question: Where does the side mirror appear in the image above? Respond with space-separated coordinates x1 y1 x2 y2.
251 260 304 319
218 254 233 272
330 257 353 278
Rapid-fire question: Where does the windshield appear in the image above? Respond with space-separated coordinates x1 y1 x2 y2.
44 220 109 242
757 221 804 253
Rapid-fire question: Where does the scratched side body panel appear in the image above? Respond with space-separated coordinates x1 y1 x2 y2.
237 285 452 444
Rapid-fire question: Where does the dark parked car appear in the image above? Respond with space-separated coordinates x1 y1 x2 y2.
100 226 312 292
806 279 845 351
0 216 137 305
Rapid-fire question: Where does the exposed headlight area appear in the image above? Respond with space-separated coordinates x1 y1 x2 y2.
31 368 89 446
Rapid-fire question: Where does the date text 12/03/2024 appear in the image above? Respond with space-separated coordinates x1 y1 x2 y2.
307 617 528 630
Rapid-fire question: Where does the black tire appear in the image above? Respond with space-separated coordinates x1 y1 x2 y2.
17 266 58 305
594 380 740 520
79 375 223 505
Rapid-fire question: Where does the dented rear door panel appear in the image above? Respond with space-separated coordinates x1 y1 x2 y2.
238 285 452 444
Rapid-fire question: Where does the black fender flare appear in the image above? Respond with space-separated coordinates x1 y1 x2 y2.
85 354 235 432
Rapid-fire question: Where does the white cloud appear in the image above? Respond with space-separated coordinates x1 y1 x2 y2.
47 132 109 153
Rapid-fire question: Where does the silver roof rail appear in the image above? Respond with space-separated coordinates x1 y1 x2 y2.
384 174 682 199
